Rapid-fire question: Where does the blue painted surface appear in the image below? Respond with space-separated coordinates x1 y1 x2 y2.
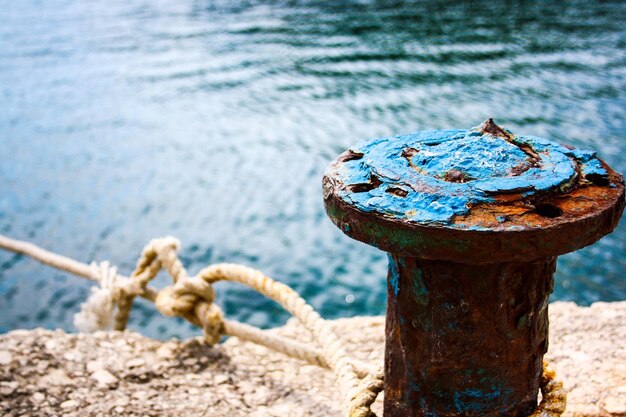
388 253 400 298
453 388 506 413
333 127 609 228
450 369 514 414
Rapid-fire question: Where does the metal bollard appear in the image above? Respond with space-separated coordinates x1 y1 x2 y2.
322 119 625 417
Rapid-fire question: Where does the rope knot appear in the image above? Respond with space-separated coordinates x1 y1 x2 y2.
155 276 223 345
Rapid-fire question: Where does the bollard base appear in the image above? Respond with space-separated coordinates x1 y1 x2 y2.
384 255 555 417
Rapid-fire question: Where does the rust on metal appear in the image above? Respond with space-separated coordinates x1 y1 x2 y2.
385 256 554 417
322 120 625 416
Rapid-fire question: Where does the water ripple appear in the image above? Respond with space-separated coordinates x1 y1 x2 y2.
0 0 624 339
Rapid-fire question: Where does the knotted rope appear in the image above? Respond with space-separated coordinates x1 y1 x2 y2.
0 234 566 416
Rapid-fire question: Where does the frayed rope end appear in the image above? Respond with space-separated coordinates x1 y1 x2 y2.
74 261 121 333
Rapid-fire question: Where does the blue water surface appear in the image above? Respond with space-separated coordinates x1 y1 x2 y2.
1 0 625 339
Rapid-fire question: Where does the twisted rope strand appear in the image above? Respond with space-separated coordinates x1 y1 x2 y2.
194 264 369 415
530 362 567 417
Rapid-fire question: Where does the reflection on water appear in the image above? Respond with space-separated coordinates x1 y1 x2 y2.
0 0 625 338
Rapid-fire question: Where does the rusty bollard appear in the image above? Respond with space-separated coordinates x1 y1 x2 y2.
322 119 625 417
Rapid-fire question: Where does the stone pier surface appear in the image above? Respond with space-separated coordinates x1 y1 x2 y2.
0 301 624 417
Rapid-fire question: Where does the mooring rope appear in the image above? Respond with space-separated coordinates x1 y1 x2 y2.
0 234 566 416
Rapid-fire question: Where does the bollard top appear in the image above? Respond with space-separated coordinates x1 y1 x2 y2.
323 119 625 263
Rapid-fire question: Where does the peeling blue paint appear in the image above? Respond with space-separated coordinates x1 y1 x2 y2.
330 127 609 229
453 388 504 413
388 253 400 297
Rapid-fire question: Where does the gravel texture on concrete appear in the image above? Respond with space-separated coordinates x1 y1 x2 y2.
0 301 624 417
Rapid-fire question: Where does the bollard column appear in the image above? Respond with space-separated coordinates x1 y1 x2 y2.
323 119 624 417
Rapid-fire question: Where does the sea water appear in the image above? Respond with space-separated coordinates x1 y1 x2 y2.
1 0 624 338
